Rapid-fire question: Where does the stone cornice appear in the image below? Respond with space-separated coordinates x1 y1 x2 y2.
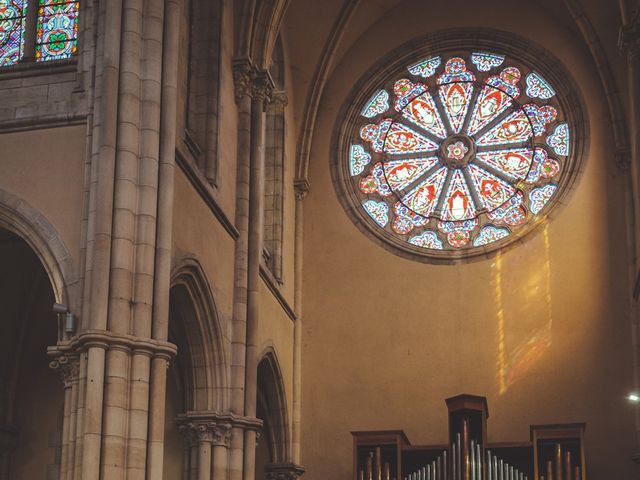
48 329 178 359
178 411 263 430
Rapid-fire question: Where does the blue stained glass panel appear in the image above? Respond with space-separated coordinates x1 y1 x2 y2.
36 0 78 62
0 0 27 66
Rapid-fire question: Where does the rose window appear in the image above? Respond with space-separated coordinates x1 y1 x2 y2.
341 50 574 258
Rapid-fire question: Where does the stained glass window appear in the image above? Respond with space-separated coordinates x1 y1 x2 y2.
344 51 573 256
35 0 78 61
0 0 28 66
0 0 78 66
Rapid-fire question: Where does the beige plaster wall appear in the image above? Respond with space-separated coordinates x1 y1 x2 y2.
258 282 295 417
172 168 236 348
300 1 635 479
0 125 86 282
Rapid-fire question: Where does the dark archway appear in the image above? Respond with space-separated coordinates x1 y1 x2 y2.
255 349 290 479
0 227 62 479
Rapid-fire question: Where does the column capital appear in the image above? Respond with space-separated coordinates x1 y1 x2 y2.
233 56 256 103
177 411 261 446
270 89 289 107
265 463 306 480
178 420 232 446
49 353 80 388
253 70 276 109
294 179 310 201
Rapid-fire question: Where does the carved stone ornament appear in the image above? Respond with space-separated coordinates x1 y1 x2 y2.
178 420 232 447
265 463 306 480
233 58 255 103
294 179 310 201
49 354 80 388
252 71 275 108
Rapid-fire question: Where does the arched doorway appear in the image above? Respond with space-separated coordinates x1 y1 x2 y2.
163 261 227 480
0 227 62 479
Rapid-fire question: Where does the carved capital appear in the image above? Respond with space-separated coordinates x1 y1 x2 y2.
265 463 306 480
253 71 275 110
270 89 289 107
233 57 255 103
177 413 237 447
294 179 310 201
49 354 79 388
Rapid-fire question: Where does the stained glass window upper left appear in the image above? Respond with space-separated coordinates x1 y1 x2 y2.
343 51 572 258
0 0 28 66
0 0 79 67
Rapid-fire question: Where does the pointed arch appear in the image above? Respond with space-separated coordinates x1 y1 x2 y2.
236 0 290 69
257 346 290 463
170 256 228 412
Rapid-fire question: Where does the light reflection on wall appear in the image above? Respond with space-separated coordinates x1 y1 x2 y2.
496 225 553 395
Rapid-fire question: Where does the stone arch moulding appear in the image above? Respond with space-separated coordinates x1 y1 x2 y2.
170 255 229 411
0 187 77 308
330 28 590 264
236 0 290 69
257 345 291 464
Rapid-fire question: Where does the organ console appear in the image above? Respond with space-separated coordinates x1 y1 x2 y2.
352 394 586 480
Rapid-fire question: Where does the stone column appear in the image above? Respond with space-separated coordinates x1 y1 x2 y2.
211 423 233 480
244 69 274 480
292 179 308 465
178 415 235 480
49 354 80 480
230 57 254 480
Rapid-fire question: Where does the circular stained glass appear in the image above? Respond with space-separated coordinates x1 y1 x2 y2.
338 49 577 260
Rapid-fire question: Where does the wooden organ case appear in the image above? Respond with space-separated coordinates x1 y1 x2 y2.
352 394 586 480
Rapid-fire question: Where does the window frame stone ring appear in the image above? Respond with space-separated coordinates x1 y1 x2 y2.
331 30 587 264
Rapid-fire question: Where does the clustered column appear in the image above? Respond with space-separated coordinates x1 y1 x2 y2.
178 416 234 480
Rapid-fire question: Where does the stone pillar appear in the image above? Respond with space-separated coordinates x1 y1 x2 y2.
244 69 273 480
265 463 306 480
48 333 176 480
230 57 254 480
292 179 309 465
178 414 238 480
49 354 80 480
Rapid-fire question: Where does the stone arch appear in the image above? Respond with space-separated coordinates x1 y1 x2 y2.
170 256 228 412
237 0 289 69
0 187 76 309
256 346 290 464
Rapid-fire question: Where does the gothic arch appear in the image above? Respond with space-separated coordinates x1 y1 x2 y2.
170 256 229 411
257 346 290 463
236 0 289 69
0 187 76 308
